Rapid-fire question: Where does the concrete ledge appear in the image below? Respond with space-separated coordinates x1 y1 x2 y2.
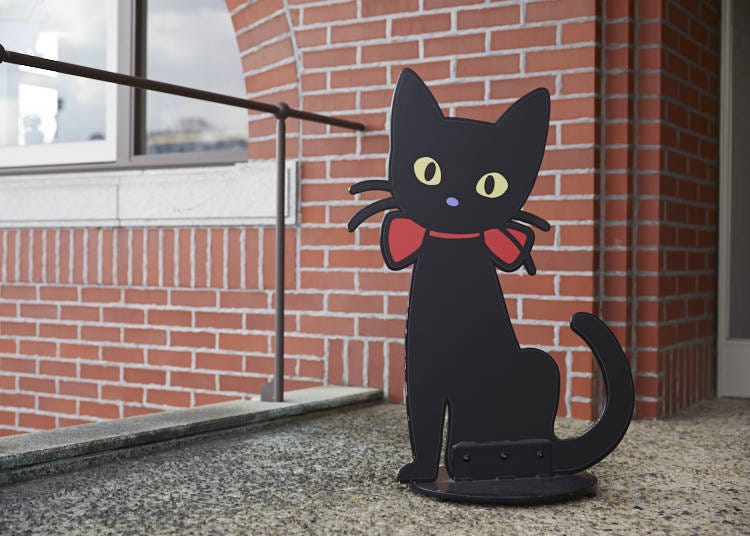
0 385 381 485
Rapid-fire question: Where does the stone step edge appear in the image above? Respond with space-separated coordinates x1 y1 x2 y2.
0 385 382 482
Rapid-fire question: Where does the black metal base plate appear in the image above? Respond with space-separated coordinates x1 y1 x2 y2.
410 466 598 505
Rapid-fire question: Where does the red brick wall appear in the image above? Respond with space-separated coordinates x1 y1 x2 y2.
597 0 720 418
0 0 721 435
654 0 720 416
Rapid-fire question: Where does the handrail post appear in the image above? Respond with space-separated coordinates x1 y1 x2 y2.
261 103 289 402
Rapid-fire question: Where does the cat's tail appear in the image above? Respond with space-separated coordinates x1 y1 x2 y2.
550 312 635 475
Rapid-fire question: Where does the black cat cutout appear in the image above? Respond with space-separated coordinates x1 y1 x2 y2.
348 69 634 503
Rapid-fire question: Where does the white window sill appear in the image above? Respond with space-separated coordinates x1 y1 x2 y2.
0 161 297 228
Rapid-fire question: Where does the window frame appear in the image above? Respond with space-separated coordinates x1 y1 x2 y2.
0 0 248 176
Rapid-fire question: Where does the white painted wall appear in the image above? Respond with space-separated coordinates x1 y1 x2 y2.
0 161 297 228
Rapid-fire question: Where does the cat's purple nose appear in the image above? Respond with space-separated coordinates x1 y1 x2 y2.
446 197 459 207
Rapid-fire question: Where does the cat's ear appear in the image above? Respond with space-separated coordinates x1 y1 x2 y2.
494 87 550 169
391 68 444 128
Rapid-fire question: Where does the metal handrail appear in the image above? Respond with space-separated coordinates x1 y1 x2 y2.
0 44 366 403
0 46 364 131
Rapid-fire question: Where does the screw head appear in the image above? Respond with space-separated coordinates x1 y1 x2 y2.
536 450 544 458
462 454 471 462
500 452 508 460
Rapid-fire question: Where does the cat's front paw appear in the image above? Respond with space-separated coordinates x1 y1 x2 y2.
397 461 437 483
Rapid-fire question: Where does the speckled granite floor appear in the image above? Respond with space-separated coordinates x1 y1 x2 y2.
0 398 747 535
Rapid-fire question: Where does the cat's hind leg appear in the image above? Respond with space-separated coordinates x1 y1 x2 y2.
509 347 560 438
397 392 446 483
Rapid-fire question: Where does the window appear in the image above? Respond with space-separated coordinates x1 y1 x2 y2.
0 0 248 171
0 1 117 167
138 0 248 157
0 1 292 229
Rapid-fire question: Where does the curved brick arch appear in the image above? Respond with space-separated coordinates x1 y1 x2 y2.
229 0 301 158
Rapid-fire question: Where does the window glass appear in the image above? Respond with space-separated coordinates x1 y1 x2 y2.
142 0 248 155
0 0 116 165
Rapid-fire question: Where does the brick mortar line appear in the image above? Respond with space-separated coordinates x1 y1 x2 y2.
205 229 212 292
291 7 595 28
243 59 297 80
303 62 598 76
1 232 7 282
660 25 720 56
226 0 255 17
657 85 719 115
158 230 164 288
238 32 293 59
14 230 20 283
3 368 326 388
605 133 717 164
658 96 720 125
665 0 720 27
302 38 597 56
2 331 576 349
112 230 118 289
27 231 34 285
628 137 717 164
233 6 288 38
0 317 604 331
300 84 598 101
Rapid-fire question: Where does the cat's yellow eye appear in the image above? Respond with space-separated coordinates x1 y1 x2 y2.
413 156 441 186
476 172 508 199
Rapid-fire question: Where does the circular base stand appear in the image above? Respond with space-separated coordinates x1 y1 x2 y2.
410 466 598 505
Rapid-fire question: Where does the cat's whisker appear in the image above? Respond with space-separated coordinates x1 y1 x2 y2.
348 197 399 231
523 255 537 276
514 210 551 232
349 180 393 195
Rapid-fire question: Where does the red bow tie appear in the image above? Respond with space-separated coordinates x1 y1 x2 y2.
384 215 533 272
